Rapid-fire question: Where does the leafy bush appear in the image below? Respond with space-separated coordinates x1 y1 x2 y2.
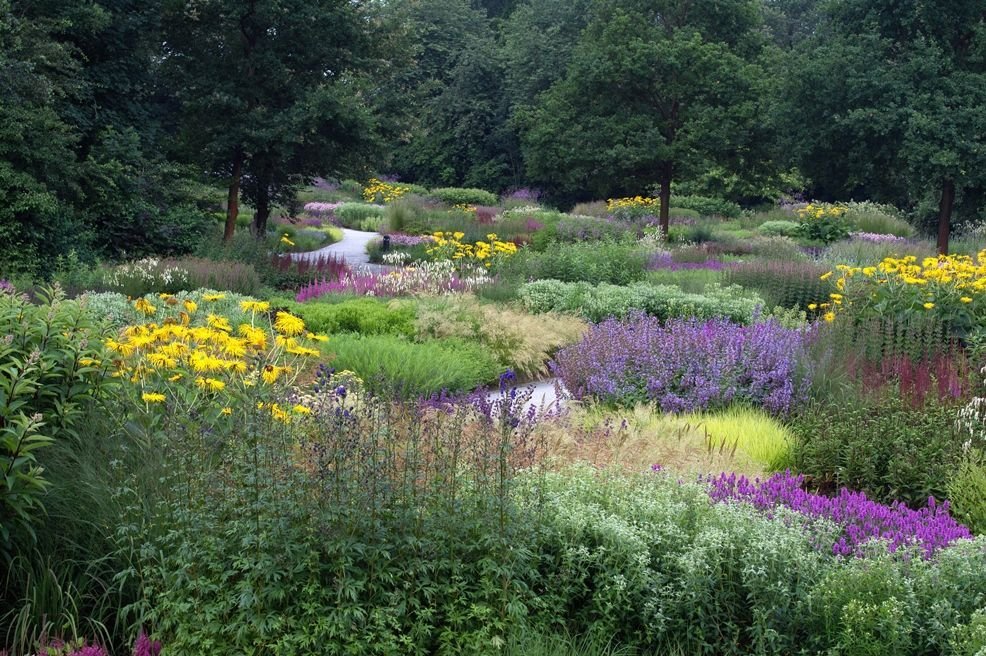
413 296 586 379
947 450 986 535
757 220 801 237
790 394 967 507
502 241 649 286
519 280 765 324
287 297 417 337
725 259 833 311
552 315 809 413
429 187 499 206
669 194 742 218
328 334 502 396
0 288 109 554
334 202 385 230
384 195 434 233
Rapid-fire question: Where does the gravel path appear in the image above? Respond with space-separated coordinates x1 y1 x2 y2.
485 377 570 412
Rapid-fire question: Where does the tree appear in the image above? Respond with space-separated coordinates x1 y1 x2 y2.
161 0 378 239
520 0 767 230
782 0 986 253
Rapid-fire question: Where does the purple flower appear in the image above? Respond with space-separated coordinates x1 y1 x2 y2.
648 252 729 271
708 471 971 558
132 631 162 656
850 232 909 244
552 315 809 414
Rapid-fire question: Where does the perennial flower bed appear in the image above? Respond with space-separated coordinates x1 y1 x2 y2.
552 314 810 413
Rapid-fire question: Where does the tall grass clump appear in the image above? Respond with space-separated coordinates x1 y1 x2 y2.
686 406 794 471
327 334 502 396
725 259 833 311
502 241 649 286
334 202 385 230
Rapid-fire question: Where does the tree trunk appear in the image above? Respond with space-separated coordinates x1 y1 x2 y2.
658 167 672 238
223 149 244 242
937 178 955 255
252 186 270 238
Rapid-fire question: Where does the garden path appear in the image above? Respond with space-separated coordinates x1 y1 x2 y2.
292 228 388 272
486 377 569 412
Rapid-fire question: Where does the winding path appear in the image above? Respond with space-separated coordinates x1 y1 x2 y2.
292 228 388 272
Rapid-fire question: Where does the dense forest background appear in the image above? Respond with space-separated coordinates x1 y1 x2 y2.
1 0 984 273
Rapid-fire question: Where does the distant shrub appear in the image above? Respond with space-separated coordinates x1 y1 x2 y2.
758 220 801 237
335 203 385 230
948 450 986 535
328 334 501 396
553 215 631 243
519 280 764 324
669 194 742 218
384 196 433 233
569 201 609 218
502 241 649 286
339 179 364 196
843 201 914 237
429 187 498 207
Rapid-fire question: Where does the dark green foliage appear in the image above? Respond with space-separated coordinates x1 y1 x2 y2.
667 194 742 218
334 203 386 230
429 187 498 206
0 289 110 555
790 395 966 507
948 450 986 536
501 241 648 286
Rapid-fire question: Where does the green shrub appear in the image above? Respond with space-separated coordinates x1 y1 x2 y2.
290 298 416 337
569 201 609 217
947 450 986 535
340 179 364 197
519 280 764 324
553 215 632 243
668 194 742 218
335 202 385 230
645 268 723 293
384 196 433 233
790 395 966 507
328 334 501 396
429 187 499 206
757 220 801 237
668 207 701 220
0 288 110 554
502 241 649 286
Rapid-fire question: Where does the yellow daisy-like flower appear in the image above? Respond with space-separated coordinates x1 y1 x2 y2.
306 332 329 342
202 293 225 302
221 407 233 416
134 298 157 316
168 373 183 382
79 357 101 367
273 311 305 336
807 304 818 311
923 302 935 310
195 376 226 392
261 365 291 385
142 392 166 403
961 297 973 303
280 234 295 247
819 271 833 281
238 324 267 350
206 314 233 332
823 312 835 323
240 300 271 313
183 300 198 314
292 404 313 416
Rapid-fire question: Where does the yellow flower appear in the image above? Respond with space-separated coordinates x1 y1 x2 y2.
168 373 183 383
961 296 973 303
134 298 157 316
202 293 225 302
221 407 233 416
292 404 313 416
261 365 291 385
238 324 268 350
195 376 226 392
819 271 833 281
280 234 295 247
807 304 818 311
142 392 166 403
273 311 305 336
183 300 198 314
206 314 233 332
79 357 101 367
823 312 835 323
306 332 329 342
240 300 271 313
923 302 935 310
